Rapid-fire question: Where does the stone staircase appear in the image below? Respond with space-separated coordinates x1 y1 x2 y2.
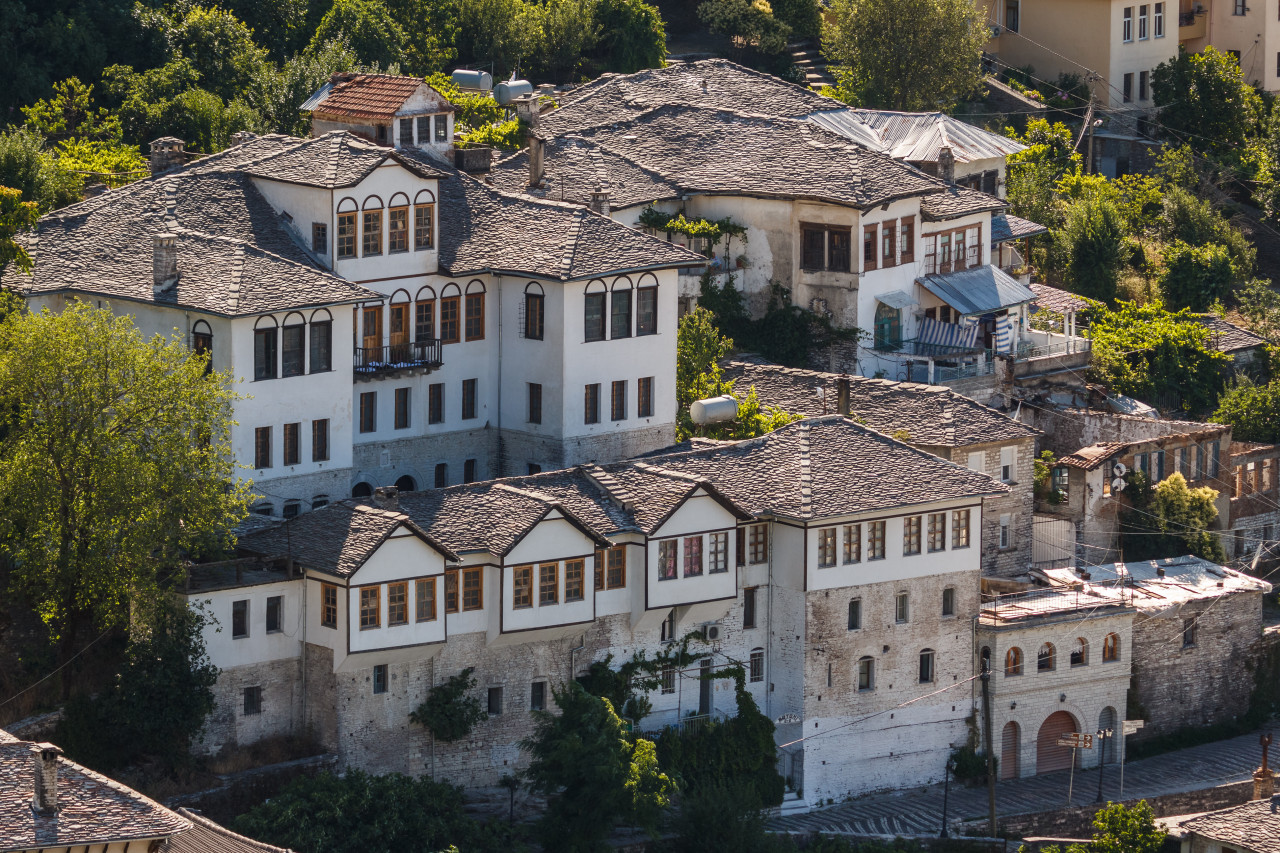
790 39 835 90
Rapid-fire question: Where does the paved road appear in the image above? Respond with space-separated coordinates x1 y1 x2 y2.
770 726 1270 836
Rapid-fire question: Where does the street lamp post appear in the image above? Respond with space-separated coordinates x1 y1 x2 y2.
1094 728 1112 803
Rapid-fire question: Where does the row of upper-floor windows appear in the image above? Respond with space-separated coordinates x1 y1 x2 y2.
356 379 479 434
999 634 1122 675
1122 3 1165 41
396 113 450 147
844 647 942 692
815 509 971 567
329 192 436 260
582 377 656 424
584 280 660 341
923 225 982 276
800 219 919 274
252 313 333 381
254 419 329 470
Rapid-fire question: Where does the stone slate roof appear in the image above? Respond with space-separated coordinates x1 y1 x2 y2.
722 359 1039 447
0 738 190 851
490 138 682 209
1179 796 1280 853
237 503 457 577
991 213 1049 244
307 74 451 120
245 132 446 188
430 158 705 279
509 105 946 211
1195 315 1266 354
544 59 841 137
920 185 1006 220
165 808 294 853
1057 442 1129 470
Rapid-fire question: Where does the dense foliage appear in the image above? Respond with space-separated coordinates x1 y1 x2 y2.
1212 376 1280 443
409 666 487 742
54 602 218 771
1152 46 1265 157
232 770 525 853
1033 801 1167 853
0 187 39 273
1120 472 1227 563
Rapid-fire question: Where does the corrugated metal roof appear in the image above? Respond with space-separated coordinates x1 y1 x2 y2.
811 109 1027 163
916 265 1036 316
299 81 333 112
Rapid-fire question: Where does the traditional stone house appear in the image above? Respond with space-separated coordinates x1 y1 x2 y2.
9 127 702 518
302 72 456 155
184 416 1007 806
721 358 1041 577
1179 796 1280 853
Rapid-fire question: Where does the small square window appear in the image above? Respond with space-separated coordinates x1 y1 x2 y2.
243 685 262 716
488 685 503 715
373 664 388 695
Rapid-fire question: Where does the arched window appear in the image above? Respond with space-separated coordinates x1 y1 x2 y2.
253 315 278 381
312 495 330 510
413 189 436 251
440 283 461 344
415 286 437 342
395 474 416 492
309 308 333 373
941 586 956 616
918 648 935 683
584 279 607 342
1037 642 1055 672
847 597 862 630
523 282 545 341
282 500 302 519
282 312 306 377
610 276 633 340
636 273 658 336
191 319 213 373
336 197 358 259
1005 647 1023 676
874 302 901 350
389 290 412 359
252 500 274 517
388 192 410 254
1103 633 1120 662
1070 637 1089 667
464 280 486 342
361 195 384 257
857 656 875 691
434 462 448 488
352 481 373 499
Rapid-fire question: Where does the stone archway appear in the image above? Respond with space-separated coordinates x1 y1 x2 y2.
1036 710 1079 774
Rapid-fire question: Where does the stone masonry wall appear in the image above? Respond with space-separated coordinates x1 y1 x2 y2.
197 657 304 756
944 438 1036 578
1128 591 1263 743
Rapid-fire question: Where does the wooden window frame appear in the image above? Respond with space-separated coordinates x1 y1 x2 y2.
868 520 886 560
927 512 946 552
414 204 434 250
416 299 435 342
439 295 460 344
283 422 300 466
394 387 410 430
359 391 376 434
638 376 654 418
1103 632 1120 661
525 292 545 340
565 559 585 601
584 291 607 342
895 591 910 623
429 382 444 424
1006 647 1023 676
636 286 658 336
254 426 272 470
362 209 383 257
881 220 897 267
321 583 338 628
336 212 356 259
539 562 559 606
900 218 915 263
445 569 459 613
708 531 729 573
461 378 477 420
584 383 600 424
611 379 627 421
359 585 381 630
657 540 678 581
513 565 533 609
528 382 542 424
862 224 878 272
462 567 483 612
388 206 409 253
749 649 764 682
387 581 408 626
749 524 768 564
606 546 626 588
682 535 703 577
903 516 922 556
843 524 861 563
416 578 437 622
952 509 971 548
464 291 485 341
817 527 837 567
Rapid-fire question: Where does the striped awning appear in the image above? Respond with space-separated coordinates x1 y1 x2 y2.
918 316 980 350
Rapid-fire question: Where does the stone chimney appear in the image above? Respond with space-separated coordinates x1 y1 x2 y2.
153 233 178 293
528 136 545 187
373 485 400 511
836 375 850 416
229 131 258 147
148 137 186 176
330 71 358 86
938 146 955 184
31 743 62 815
1254 733 1276 800
589 188 611 217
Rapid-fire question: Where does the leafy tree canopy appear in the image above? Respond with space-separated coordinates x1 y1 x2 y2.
138 4 272 104
1160 240 1236 312
1004 119 1082 227
1212 375 1280 443
1120 471 1226 563
309 0 408 69
592 0 668 73
1152 46 1265 156
0 186 40 274
1036 800 1168 853
0 302 252 662
22 77 124 145
824 0 988 110
699 0 790 56
1058 196 1126 303
0 129 84 213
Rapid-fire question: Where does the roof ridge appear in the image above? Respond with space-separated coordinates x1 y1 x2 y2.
581 465 638 509
797 420 813 517
493 482 559 504
630 462 710 486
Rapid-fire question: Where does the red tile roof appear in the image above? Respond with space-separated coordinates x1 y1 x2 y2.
312 74 452 121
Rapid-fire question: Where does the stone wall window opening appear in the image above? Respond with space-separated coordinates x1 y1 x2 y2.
661 661 676 694
843 523 861 563
800 223 852 272
434 113 449 143
434 461 448 488
868 520 886 560
848 597 862 630
999 514 1012 550
416 578 437 622
1005 646 1023 676
827 662 833 687
1183 617 1197 647
749 523 769 563
388 195 410 254
321 583 338 628
360 585 380 629
373 664 388 695
464 281 486 342
310 309 333 373
362 196 384 257
352 482 373 499
463 458 477 483
1103 632 1120 661
895 591 910 624
904 515 922 556
817 526 837 567
524 283 545 340
253 316 278 381
414 190 436 250
919 648 935 684
858 656 875 691
1037 642 1055 671
531 680 547 711
928 513 946 552
942 586 956 617
683 535 703 577
584 280 607 342
611 279 633 339
750 648 765 682
660 608 677 643
232 599 249 639
743 586 758 628
243 685 262 716
1070 636 1088 667
539 562 559 606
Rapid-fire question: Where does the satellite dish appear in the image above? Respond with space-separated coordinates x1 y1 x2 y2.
1113 462 1128 477
1112 477 1127 492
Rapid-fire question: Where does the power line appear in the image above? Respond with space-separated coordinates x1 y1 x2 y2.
0 628 113 710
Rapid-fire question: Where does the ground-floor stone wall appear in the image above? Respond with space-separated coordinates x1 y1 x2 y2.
559 423 678 470
250 468 354 517
352 427 501 494
1128 592 1264 743
197 657 304 756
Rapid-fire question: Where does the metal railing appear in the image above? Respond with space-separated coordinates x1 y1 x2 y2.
981 584 1133 621
353 339 443 375
1016 338 1092 361
1179 10 1196 25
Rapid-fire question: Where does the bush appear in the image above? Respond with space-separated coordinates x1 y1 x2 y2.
1058 196 1126 303
1213 376 1280 443
1160 240 1236 312
661 780 791 853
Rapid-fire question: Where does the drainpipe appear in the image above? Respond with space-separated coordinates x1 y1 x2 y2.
496 274 504 475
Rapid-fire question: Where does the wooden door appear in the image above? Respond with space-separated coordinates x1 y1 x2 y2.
362 306 382 354
389 304 408 361
1000 721 1020 780
1036 711 1078 774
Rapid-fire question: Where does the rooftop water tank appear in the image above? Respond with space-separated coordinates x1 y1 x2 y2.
690 395 738 425
494 79 533 105
451 69 494 92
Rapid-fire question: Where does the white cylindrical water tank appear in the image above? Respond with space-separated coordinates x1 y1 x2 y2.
451 69 494 92
494 79 533 105
690 395 738 425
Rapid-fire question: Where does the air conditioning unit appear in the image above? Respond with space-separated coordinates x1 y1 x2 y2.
704 622 725 643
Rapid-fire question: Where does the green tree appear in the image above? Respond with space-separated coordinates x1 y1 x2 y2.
676 306 735 440
529 0 602 82
232 770 524 853
309 0 408 68
1159 186 1255 278
21 77 123 145
0 302 251 667
0 186 40 274
409 666 487 742
1032 800 1167 853
824 0 988 110
1122 471 1226 562
1236 277 1280 343
383 0 458 73
1160 240 1236 312
1004 119 1081 227
698 0 791 55
769 0 820 38
666 780 785 853
522 682 673 852
1058 196 1126 303
452 0 534 77
0 129 83 213
153 5 272 104
54 601 218 771
1152 46 1265 156
1212 376 1280 443
590 0 667 73
224 0 315 61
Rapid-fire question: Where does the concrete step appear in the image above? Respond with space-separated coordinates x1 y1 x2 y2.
780 792 811 816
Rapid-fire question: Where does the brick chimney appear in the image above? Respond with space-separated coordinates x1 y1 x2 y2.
589 188 610 217
31 743 62 815
148 137 186 176
373 486 400 510
938 146 955 184
153 233 178 293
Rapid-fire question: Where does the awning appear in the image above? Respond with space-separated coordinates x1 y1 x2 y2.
917 265 1036 317
990 213 1049 244
877 289 916 310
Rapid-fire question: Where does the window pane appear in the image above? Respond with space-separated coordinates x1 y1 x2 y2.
362 210 382 256
440 296 459 343
415 204 434 250
525 293 544 340
465 292 485 341
309 321 332 373
584 292 606 341
254 328 277 380
801 227 825 269
611 289 632 339
636 287 657 335
388 207 408 252
282 325 305 377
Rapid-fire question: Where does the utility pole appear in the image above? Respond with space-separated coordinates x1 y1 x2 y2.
1085 90 1097 175
980 659 997 837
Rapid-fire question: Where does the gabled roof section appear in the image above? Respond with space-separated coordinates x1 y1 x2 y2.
244 131 446 188
1057 442 1129 470
432 161 705 279
1194 314 1266 354
306 74 454 121
920 185 1006 220
1030 282 1095 315
490 138 682 209
237 503 457 577
721 358 1040 447
606 464 753 533
992 212 1049 244
169 808 295 853
544 59 842 136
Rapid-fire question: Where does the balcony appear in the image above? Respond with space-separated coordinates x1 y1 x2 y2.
354 340 443 378
1179 9 1206 39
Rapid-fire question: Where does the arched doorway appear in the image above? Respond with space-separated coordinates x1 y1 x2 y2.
1098 707 1118 764
1000 721 1020 780
352 481 373 498
1036 711 1078 774
394 475 416 492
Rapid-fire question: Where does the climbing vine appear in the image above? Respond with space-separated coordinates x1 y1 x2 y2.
577 630 720 722
409 666 487 742
637 207 749 263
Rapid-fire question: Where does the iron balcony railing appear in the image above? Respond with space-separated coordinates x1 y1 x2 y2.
354 339 443 375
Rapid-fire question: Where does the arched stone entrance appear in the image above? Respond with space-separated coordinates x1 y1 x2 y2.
1036 710 1079 774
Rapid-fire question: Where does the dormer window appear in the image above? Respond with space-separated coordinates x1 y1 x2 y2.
435 115 448 143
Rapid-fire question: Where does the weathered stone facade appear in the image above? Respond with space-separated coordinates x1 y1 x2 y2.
936 438 1036 578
